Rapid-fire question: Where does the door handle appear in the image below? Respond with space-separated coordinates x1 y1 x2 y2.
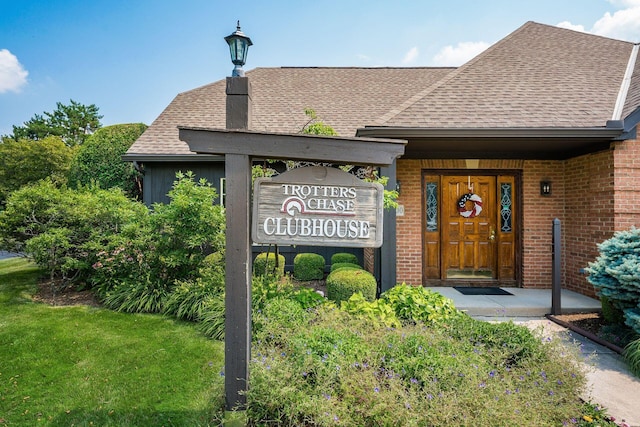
489 228 496 241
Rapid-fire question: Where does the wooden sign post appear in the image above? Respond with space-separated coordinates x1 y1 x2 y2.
179 127 405 412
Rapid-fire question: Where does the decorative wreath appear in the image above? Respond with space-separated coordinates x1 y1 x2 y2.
457 193 483 218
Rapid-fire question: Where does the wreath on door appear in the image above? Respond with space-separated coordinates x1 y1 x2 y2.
457 193 483 218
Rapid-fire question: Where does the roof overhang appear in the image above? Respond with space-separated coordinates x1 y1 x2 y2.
356 126 626 160
122 153 224 162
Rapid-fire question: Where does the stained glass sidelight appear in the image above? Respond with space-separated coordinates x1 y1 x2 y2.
500 182 512 232
426 182 438 231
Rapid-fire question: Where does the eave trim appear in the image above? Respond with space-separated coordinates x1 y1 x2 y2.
356 126 624 139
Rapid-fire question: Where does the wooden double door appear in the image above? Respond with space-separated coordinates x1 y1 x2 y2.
422 173 518 285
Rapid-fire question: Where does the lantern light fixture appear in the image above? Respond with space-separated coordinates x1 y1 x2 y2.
224 21 253 77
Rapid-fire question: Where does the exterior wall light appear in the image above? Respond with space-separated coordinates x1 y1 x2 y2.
224 21 253 77
540 181 551 196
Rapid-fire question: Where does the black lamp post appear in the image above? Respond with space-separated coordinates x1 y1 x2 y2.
224 21 253 77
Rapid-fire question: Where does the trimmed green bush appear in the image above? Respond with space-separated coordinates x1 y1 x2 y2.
326 269 376 304
330 262 363 272
254 252 285 278
293 253 325 281
331 252 359 266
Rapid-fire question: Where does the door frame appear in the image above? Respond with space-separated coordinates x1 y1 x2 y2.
421 169 523 287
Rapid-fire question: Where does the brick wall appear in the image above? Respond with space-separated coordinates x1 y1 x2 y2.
521 160 566 289
562 150 614 297
613 133 640 231
394 152 622 296
396 159 423 285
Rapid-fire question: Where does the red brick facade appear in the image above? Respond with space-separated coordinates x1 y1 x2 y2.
394 132 640 297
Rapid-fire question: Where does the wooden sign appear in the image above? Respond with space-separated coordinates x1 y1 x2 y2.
253 166 384 247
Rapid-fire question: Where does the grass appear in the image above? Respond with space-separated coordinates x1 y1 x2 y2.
0 258 225 426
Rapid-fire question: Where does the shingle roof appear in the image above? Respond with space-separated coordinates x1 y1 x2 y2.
381 22 637 129
127 67 454 156
127 21 640 158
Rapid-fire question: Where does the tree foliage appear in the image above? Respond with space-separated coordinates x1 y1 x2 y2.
68 123 147 199
586 228 640 334
0 180 147 283
10 99 103 146
0 135 73 205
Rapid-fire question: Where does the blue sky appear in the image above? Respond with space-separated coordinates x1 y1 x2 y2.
1 0 640 137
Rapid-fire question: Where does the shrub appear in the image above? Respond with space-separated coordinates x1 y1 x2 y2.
90 173 224 311
253 297 311 343
624 338 640 377
586 228 640 334
253 252 285 278
331 252 359 266
0 180 147 284
163 277 223 321
340 292 400 328
68 123 147 199
247 301 588 426
293 253 325 281
198 293 226 340
0 135 73 205
326 269 376 304
381 283 462 325
601 296 625 325
330 262 362 272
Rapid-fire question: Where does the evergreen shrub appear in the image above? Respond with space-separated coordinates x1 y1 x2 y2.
330 262 362 272
330 252 359 266
586 228 640 334
254 252 285 278
293 253 325 281
326 269 376 304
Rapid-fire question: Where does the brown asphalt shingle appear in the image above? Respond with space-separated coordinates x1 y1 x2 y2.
127 67 454 156
127 22 640 157
381 22 636 129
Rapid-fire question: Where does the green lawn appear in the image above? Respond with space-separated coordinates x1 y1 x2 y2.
0 258 225 426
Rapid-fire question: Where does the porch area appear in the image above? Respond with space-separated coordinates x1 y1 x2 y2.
428 287 601 318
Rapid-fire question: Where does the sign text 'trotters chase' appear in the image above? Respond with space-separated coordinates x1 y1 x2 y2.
252 166 384 247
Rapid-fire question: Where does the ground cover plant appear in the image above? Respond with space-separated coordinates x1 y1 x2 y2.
246 278 609 426
0 258 225 427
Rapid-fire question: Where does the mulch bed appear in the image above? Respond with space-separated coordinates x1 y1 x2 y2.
33 281 100 307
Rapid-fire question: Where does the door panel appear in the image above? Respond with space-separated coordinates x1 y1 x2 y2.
442 175 496 279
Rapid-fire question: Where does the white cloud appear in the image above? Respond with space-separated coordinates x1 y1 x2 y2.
432 41 490 66
592 4 640 40
557 1 640 41
556 21 586 32
402 46 419 64
0 49 28 94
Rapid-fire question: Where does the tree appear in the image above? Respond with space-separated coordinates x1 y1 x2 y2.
0 135 73 205
10 99 103 146
68 123 148 199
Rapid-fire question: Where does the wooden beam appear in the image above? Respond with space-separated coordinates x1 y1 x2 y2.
224 153 252 411
179 127 406 166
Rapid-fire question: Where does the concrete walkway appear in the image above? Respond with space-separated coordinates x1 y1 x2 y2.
427 288 639 426
428 287 601 318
